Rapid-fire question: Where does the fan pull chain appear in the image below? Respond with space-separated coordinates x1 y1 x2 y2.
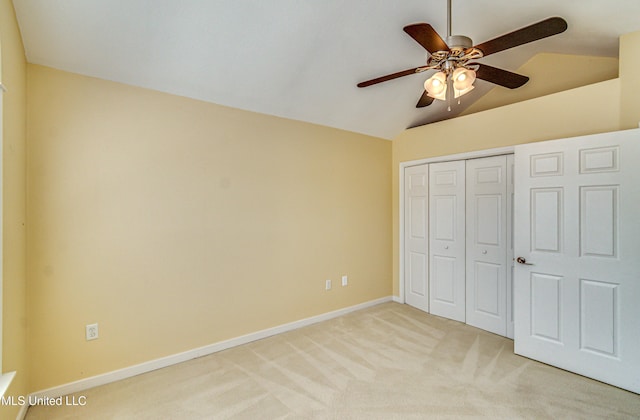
447 77 452 111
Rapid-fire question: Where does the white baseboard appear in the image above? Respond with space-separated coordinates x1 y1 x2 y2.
29 296 392 401
15 402 28 420
392 295 403 303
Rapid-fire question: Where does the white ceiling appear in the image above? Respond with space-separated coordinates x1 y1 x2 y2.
12 0 640 140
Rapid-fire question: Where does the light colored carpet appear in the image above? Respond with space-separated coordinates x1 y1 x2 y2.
26 302 640 419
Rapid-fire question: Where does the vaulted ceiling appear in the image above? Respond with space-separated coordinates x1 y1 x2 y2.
13 0 640 139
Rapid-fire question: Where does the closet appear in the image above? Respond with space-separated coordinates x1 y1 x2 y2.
405 129 640 392
403 154 514 338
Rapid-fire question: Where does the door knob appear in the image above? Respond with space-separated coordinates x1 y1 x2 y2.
516 257 534 265
482 250 487 254
444 245 449 250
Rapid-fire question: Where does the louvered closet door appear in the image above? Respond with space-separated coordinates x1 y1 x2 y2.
428 161 466 322
404 164 429 312
465 155 509 336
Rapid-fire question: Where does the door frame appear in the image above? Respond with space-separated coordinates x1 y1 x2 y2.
399 146 514 304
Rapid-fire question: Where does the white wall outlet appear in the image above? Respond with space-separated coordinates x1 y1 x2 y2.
342 275 348 286
86 323 99 341
325 279 332 290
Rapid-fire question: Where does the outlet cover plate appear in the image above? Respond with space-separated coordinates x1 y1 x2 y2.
86 323 99 341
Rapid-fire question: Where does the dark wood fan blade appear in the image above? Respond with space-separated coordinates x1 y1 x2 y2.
474 63 529 89
416 90 435 108
403 23 450 53
474 17 567 57
357 67 424 88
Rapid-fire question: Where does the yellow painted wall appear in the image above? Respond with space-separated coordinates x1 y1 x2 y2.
391 78 622 296
462 53 619 116
619 31 640 128
26 64 392 391
0 0 28 418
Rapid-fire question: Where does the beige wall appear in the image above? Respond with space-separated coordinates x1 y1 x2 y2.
462 53 618 116
391 78 622 297
26 65 392 390
619 31 640 128
1 0 28 418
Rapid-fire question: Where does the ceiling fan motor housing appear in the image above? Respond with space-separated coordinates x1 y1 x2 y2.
446 35 472 49
426 35 480 74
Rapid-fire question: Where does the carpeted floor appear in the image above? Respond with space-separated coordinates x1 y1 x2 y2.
26 302 640 419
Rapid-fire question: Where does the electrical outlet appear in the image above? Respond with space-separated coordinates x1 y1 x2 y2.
342 275 348 286
86 323 99 341
325 279 332 290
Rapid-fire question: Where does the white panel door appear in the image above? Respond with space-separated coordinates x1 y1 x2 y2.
514 128 640 393
404 164 429 312
506 154 515 339
429 161 465 322
465 156 509 336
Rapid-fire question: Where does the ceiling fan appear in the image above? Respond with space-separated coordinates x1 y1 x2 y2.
357 0 568 109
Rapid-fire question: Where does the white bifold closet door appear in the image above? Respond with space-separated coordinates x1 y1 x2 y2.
404 164 429 312
428 161 466 322
465 155 513 337
506 156 515 339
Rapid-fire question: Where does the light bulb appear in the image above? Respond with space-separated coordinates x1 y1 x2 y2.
452 67 476 92
424 72 447 100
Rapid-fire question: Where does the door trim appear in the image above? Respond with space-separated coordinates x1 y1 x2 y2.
399 146 514 303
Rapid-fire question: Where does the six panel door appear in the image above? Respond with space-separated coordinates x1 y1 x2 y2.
514 128 640 393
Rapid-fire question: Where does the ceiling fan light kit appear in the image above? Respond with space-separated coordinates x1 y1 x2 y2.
357 0 568 110
424 65 476 101
424 71 448 99
452 67 476 92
